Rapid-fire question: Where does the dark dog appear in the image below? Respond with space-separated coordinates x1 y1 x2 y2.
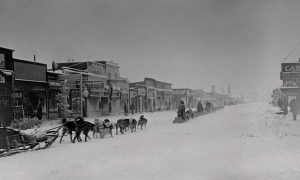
138 115 147 130
115 118 130 135
59 118 82 143
129 118 137 132
73 117 95 142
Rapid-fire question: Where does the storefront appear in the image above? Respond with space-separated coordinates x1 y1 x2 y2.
13 59 47 120
56 73 84 117
0 69 14 126
164 90 172 110
84 78 107 117
137 85 147 113
146 87 155 112
156 89 164 111
58 65 108 118
107 78 129 115
172 88 192 109
47 71 63 119
280 62 300 105
129 88 138 113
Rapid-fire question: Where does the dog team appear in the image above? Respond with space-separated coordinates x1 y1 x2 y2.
59 115 148 143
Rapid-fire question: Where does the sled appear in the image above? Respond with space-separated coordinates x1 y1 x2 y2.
0 126 60 157
173 115 189 124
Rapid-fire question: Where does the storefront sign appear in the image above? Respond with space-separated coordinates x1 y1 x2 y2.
173 89 188 95
282 80 300 87
87 61 105 75
138 87 146 96
280 72 300 80
78 81 105 89
0 75 5 83
14 60 47 82
281 63 300 72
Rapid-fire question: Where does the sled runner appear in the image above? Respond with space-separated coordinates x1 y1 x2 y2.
0 126 60 157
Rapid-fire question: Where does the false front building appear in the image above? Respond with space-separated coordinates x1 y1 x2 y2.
54 60 128 117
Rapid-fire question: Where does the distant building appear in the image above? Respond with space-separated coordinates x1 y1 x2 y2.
172 88 196 109
130 77 172 112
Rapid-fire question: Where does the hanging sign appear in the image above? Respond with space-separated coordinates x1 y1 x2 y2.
281 63 300 72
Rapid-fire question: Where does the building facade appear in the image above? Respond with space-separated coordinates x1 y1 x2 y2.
0 47 14 126
54 60 128 117
13 59 48 120
172 88 197 109
130 77 172 112
99 61 129 115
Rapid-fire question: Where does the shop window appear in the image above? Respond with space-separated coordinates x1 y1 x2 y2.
69 89 80 113
49 90 58 112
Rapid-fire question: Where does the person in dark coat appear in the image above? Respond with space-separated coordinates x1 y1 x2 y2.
130 103 135 115
177 101 186 119
37 103 43 120
99 101 104 111
124 103 128 116
197 102 203 114
289 99 298 120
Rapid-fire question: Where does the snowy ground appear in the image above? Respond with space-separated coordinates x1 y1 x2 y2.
1 103 300 180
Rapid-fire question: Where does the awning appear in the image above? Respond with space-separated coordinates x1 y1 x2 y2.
90 90 102 98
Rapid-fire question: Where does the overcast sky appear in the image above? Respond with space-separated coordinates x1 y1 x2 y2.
1 0 300 100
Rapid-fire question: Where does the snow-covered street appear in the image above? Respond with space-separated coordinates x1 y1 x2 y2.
1 103 300 180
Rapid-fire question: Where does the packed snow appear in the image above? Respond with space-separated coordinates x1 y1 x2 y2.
1 103 300 180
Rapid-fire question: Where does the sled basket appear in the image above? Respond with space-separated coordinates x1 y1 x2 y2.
0 127 60 157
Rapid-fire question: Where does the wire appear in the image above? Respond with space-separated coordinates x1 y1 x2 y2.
283 41 300 62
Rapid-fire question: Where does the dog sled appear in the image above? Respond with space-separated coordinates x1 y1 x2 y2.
173 114 190 123
0 126 60 157
173 109 198 124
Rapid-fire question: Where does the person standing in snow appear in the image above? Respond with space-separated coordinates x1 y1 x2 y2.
37 103 43 120
177 100 186 119
124 103 128 116
289 99 298 120
197 102 203 114
130 103 135 115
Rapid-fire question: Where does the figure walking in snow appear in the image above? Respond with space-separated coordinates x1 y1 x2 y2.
289 99 298 120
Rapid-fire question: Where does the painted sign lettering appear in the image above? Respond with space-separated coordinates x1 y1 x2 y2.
281 63 300 72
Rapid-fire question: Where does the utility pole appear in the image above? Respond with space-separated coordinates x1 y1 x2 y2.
80 73 83 117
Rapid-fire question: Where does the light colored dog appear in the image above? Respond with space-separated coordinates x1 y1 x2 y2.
93 118 113 139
